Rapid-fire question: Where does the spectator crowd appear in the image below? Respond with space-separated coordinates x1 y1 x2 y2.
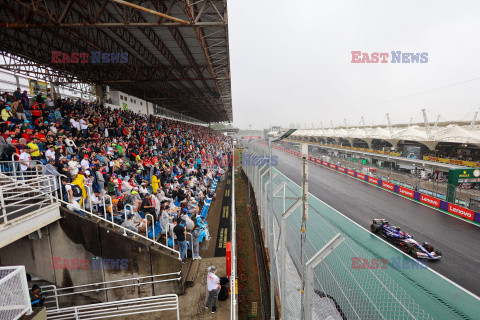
0 88 231 264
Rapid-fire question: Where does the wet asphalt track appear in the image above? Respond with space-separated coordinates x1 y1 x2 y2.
269 146 480 297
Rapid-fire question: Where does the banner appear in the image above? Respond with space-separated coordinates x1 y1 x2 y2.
347 169 355 176
329 163 336 169
357 173 366 180
28 79 48 95
382 181 395 191
447 203 474 221
368 176 379 185
322 161 328 166
423 156 478 168
242 136 261 140
420 194 440 208
338 166 345 173
398 186 414 198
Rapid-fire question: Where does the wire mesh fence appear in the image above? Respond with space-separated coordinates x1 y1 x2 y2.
241 144 480 320
0 266 31 320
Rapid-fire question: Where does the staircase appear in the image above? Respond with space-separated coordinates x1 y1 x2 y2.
0 169 61 248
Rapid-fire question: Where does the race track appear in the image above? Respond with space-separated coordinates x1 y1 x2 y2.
268 145 480 297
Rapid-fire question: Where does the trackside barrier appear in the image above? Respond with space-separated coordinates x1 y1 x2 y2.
241 142 480 320
46 294 180 320
272 144 480 224
41 272 182 310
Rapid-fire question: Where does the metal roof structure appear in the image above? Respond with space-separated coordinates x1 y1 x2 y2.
0 0 232 123
286 124 480 149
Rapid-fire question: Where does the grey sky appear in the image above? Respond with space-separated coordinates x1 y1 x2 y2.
228 0 480 130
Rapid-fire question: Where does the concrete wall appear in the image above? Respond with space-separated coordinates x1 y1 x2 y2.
0 208 183 304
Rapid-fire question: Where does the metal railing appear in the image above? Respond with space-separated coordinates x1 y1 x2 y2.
46 294 180 320
41 272 182 310
0 266 31 320
0 171 57 225
0 158 45 180
230 147 238 320
56 175 180 258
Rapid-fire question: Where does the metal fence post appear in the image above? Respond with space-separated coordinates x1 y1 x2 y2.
300 144 309 320
19 266 32 315
280 198 302 320
0 186 6 224
304 234 344 320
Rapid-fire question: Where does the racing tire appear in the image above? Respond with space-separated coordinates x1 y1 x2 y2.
422 242 434 253
370 224 379 233
401 242 414 254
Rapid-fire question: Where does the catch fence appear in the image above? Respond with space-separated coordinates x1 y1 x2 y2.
241 143 480 320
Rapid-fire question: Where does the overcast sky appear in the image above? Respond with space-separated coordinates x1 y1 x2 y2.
228 0 480 130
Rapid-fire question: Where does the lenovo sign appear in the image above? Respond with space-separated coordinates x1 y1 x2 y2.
357 173 366 180
347 169 355 176
368 177 379 185
338 166 345 173
329 163 336 169
448 203 474 221
382 181 395 191
398 186 414 198
420 194 440 208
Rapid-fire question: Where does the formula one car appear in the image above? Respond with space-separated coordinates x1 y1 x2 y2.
370 219 442 260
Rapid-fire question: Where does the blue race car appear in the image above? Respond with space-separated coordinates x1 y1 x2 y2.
370 219 442 260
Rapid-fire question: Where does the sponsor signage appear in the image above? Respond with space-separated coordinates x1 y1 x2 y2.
274 145 479 223
382 181 395 191
29 79 48 95
398 186 414 198
447 203 474 221
242 136 261 140
420 194 440 208
423 156 479 168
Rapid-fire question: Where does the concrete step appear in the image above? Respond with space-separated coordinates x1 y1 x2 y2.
185 258 200 287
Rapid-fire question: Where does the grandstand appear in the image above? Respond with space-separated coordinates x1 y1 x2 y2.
271 115 480 167
0 1 236 319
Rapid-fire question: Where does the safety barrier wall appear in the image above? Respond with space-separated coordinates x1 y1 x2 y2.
273 145 480 224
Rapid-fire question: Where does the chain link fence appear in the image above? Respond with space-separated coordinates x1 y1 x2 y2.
0 266 31 320
240 143 480 320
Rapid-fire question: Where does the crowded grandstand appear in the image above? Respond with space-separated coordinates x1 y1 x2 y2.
0 88 231 248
